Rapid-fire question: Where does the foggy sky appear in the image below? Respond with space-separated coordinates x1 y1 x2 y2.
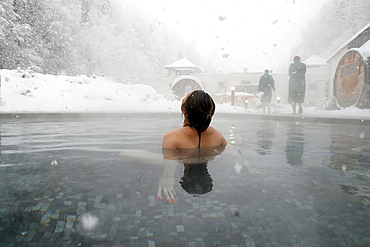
122 0 330 73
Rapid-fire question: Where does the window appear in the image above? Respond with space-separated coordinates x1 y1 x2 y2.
342 62 359 77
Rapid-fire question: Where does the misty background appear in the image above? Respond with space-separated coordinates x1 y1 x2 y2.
1 0 370 92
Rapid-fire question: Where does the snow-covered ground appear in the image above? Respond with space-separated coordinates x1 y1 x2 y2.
1 69 370 119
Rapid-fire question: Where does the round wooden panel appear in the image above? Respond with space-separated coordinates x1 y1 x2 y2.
334 50 366 108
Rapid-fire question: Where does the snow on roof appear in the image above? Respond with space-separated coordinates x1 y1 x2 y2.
327 22 370 62
303 55 328 66
165 58 199 69
351 39 370 60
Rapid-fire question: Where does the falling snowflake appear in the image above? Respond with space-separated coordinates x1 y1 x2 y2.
81 213 99 231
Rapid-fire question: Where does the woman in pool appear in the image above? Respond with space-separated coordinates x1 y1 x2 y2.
120 90 260 204
162 90 227 151
159 90 260 204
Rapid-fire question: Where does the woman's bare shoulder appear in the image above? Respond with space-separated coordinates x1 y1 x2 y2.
208 126 224 136
207 126 227 145
162 128 184 149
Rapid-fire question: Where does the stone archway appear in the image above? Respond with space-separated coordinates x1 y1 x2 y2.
171 76 203 98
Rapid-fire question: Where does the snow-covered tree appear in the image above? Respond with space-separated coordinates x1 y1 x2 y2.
292 0 370 60
0 1 33 69
0 0 203 90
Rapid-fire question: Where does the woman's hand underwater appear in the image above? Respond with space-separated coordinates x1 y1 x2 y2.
247 167 262 176
158 175 176 204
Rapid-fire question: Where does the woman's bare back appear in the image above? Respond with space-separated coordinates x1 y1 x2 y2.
162 126 226 150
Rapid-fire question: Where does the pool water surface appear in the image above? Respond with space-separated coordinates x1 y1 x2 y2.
0 114 369 246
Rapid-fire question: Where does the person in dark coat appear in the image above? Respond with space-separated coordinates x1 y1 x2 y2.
257 69 275 113
288 56 306 114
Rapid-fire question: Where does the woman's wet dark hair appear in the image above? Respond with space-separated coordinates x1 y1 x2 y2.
182 90 215 134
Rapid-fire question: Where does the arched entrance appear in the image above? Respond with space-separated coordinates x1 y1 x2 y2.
171 76 203 98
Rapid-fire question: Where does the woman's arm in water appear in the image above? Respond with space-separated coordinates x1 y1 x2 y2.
118 150 164 166
119 149 178 204
157 159 177 204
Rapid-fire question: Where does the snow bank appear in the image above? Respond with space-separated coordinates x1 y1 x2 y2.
0 69 179 113
1 69 370 119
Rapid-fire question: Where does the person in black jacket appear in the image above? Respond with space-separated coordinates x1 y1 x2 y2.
288 56 306 114
257 69 275 113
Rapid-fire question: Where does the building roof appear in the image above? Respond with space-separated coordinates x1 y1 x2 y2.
327 22 370 62
351 39 370 60
304 55 328 66
164 58 202 73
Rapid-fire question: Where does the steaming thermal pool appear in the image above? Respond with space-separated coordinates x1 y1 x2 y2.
0 113 369 246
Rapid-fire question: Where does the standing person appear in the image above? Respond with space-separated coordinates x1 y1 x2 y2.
288 56 306 114
257 69 275 114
